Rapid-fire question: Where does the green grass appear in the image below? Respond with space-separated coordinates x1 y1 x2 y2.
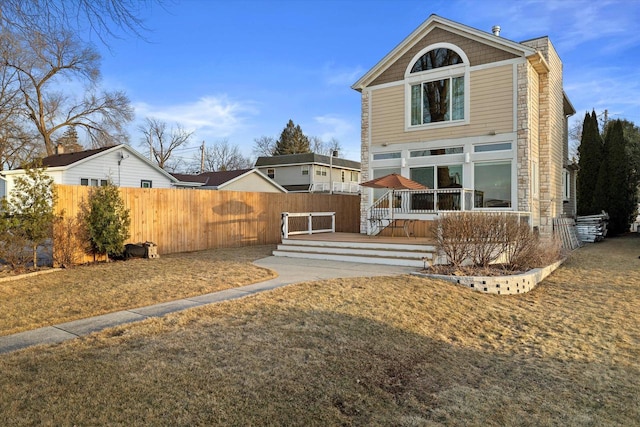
0 235 639 425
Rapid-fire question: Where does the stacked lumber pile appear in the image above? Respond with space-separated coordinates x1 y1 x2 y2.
576 212 609 243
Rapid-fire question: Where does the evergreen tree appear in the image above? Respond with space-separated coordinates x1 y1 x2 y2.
576 111 603 215
8 163 57 268
56 126 84 153
605 120 634 235
81 183 130 261
273 119 310 155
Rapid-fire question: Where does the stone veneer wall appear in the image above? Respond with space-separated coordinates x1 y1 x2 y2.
359 90 370 234
516 62 532 219
523 38 565 236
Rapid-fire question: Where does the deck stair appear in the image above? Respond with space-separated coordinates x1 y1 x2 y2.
273 234 438 268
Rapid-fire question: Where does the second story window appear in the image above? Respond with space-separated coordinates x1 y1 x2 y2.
267 168 275 179
406 45 468 128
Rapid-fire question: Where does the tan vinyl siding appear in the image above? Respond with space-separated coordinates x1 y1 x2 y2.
221 174 284 193
370 64 514 146
370 27 518 87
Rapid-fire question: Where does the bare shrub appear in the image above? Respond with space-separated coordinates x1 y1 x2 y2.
431 212 474 268
469 213 505 267
0 222 31 271
433 213 563 272
526 236 563 269
501 216 538 270
53 211 87 267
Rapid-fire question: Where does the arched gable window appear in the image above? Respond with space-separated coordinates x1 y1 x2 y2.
410 48 463 73
406 44 468 127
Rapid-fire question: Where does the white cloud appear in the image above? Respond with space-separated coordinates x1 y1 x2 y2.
313 114 355 141
132 95 259 138
322 63 365 87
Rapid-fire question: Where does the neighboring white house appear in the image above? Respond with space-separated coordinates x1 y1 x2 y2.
171 169 287 193
0 144 181 197
254 153 361 194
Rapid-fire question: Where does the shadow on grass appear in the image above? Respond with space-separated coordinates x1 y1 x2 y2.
0 301 637 426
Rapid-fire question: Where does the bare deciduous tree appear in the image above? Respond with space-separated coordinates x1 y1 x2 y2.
252 135 276 157
310 136 342 156
139 118 193 169
0 0 156 46
201 139 252 172
2 29 134 155
0 63 41 168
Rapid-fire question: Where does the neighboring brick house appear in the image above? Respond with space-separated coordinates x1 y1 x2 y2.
352 14 576 236
255 153 361 194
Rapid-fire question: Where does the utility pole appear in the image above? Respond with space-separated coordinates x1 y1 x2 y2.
200 141 205 173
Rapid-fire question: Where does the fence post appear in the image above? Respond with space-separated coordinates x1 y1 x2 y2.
308 213 313 235
281 212 289 240
331 212 336 232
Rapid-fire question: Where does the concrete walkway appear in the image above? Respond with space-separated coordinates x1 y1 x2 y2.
0 257 416 355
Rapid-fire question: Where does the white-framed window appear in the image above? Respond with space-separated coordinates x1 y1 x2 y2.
410 147 463 157
531 160 539 198
410 164 463 189
141 180 152 188
81 178 108 187
562 169 570 201
373 152 401 160
474 161 512 208
351 171 358 182
316 166 327 176
301 165 309 176
341 170 345 182
474 142 512 152
266 168 275 179
405 44 469 129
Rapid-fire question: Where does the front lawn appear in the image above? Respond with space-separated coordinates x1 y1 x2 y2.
0 236 638 425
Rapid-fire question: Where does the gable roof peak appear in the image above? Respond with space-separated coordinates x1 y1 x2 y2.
352 14 537 91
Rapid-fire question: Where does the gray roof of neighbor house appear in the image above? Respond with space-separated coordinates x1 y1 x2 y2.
171 169 253 187
39 146 115 168
254 153 361 170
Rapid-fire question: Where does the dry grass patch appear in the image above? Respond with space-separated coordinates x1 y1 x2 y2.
0 245 275 335
0 236 639 425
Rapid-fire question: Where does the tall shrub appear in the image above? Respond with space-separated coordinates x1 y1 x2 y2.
8 164 56 268
81 184 130 261
605 120 634 235
577 111 603 215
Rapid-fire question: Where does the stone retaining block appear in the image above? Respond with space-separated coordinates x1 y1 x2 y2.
411 259 564 295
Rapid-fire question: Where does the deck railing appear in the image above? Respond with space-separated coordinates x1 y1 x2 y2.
281 212 336 239
309 182 360 194
367 188 529 235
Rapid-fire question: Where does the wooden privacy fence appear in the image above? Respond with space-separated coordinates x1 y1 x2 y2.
54 185 360 261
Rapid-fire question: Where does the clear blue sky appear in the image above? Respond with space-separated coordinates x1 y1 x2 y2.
94 0 640 163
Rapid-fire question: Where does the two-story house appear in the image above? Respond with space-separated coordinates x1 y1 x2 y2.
352 15 575 236
255 153 361 194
